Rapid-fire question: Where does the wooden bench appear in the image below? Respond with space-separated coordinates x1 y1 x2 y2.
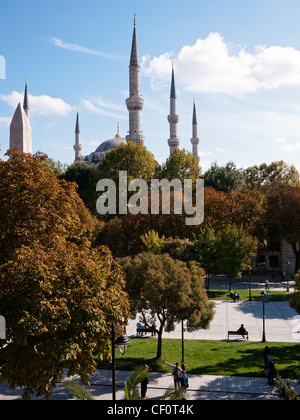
137 328 157 337
227 331 249 341
226 294 241 302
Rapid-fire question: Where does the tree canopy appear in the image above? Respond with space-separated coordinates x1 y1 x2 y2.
0 149 130 399
204 161 245 193
97 142 160 185
159 148 201 184
121 252 214 359
243 161 300 194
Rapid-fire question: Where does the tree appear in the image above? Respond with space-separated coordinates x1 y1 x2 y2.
97 142 159 186
0 149 98 265
290 271 300 314
216 224 258 291
228 188 267 241
0 149 130 399
244 161 300 194
62 161 99 214
204 161 245 193
193 228 218 290
194 225 258 291
159 148 201 184
267 187 300 273
121 253 214 359
141 230 165 255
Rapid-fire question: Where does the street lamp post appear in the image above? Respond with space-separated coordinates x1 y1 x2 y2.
248 267 252 302
111 323 131 401
262 293 266 343
287 262 290 292
181 319 185 371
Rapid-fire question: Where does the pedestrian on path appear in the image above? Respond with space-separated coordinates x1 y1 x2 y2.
179 370 189 392
140 365 149 399
165 361 182 389
263 346 276 386
265 278 270 291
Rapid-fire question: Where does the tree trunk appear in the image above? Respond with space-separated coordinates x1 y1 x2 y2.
156 327 163 359
229 276 233 292
291 243 300 274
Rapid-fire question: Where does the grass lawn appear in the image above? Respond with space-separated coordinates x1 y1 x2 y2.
96 338 300 380
207 289 291 302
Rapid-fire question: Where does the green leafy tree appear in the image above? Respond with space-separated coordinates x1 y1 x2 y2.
141 230 165 255
204 161 245 193
194 225 258 291
159 148 201 184
216 224 258 291
244 161 300 194
62 161 99 214
290 271 300 314
121 252 214 359
97 142 160 186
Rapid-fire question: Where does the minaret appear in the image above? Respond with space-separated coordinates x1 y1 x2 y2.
126 16 145 145
9 77 32 154
23 76 29 119
168 64 180 155
191 99 200 163
74 108 82 161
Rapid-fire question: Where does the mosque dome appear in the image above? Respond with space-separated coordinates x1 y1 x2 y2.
95 124 127 153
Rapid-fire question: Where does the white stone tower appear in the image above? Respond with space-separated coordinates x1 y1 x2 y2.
74 108 82 161
168 64 180 155
9 77 32 154
126 16 145 145
191 99 200 163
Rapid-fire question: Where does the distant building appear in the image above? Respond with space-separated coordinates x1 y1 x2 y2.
9 77 32 154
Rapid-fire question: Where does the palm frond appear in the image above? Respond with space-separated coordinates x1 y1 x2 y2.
63 381 95 400
123 366 149 400
162 387 188 401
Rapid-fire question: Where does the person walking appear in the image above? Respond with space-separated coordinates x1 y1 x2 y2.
165 361 182 389
263 346 276 386
265 278 270 291
140 365 149 399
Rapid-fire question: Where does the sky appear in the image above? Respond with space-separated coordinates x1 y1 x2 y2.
1 0 300 171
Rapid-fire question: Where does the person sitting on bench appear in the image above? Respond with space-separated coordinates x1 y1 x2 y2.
137 321 144 335
237 324 247 339
229 291 240 302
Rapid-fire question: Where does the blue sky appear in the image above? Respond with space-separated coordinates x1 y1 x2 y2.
1 0 300 171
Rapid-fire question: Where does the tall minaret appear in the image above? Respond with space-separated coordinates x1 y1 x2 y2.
126 16 145 145
74 108 82 161
9 77 32 154
168 64 180 155
191 99 200 163
23 76 29 119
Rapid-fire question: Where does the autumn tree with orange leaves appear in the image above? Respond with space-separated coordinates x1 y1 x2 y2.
0 150 130 399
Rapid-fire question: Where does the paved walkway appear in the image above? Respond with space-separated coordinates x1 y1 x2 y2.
0 369 299 400
128 300 300 343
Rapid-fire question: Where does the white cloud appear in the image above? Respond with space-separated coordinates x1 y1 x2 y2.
81 98 127 120
50 37 126 62
143 32 300 95
0 91 73 117
274 137 300 154
0 117 11 128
